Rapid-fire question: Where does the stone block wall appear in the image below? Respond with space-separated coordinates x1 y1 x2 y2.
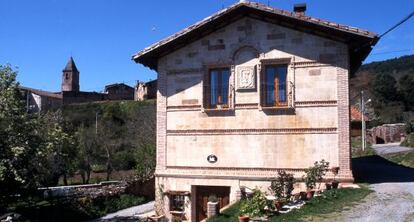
154 17 352 221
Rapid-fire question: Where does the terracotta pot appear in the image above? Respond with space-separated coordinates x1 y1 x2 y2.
239 216 250 222
306 190 315 200
325 183 332 190
275 201 284 210
299 191 307 201
332 181 339 189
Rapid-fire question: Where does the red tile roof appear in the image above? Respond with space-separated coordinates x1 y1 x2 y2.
351 106 368 121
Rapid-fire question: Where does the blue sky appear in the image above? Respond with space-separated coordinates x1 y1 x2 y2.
1 0 413 92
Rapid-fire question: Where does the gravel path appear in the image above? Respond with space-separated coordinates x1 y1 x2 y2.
331 143 414 222
93 201 154 222
372 142 412 155
337 183 414 222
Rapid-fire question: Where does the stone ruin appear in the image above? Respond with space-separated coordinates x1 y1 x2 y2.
367 123 406 144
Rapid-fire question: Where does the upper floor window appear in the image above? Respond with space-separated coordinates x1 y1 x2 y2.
261 64 288 107
204 68 230 109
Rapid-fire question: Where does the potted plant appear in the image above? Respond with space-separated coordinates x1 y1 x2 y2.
314 160 330 191
269 170 295 210
239 189 267 221
331 167 340 189
238 200 250 222
303 167 317 200
325 183 332 190
208 194 219 217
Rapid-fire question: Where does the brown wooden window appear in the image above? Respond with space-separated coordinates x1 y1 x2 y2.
204 68 230 109
261 64 288 107
170 194 185 212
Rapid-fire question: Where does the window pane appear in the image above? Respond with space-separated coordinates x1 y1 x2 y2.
221 70 230 104
210 70 218 105
278 66 287 102
266 67 275 105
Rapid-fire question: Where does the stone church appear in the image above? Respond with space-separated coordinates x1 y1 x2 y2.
22 57 136 112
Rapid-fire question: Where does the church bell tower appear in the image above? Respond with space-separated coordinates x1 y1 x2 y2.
61 57 80 92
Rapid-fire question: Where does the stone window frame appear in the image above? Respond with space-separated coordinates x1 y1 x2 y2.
258 58 295 110
202 63 235 112
169 194 186 212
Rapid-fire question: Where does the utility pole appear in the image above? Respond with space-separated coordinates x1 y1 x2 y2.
95 112 98 135
361 91 366 151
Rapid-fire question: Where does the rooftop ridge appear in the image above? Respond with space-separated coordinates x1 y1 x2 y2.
132 1 378 61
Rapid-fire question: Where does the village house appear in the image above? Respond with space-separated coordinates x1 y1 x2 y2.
133 1 378 221
134 79 157 101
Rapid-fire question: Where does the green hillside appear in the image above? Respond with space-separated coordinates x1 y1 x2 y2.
45 100 156 185
351 54 414 125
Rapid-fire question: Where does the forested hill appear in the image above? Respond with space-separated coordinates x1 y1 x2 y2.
351 54 414 125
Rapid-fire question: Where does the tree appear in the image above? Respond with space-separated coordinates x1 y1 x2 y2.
41 110 77 186
134 143 156 182
0 65 43 204
371 73 398 104
76 125 99 184
98 120 125 181
399 73 414 111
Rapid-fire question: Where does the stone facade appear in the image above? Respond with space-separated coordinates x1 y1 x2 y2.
155 17 351 221
133 2 377 221
135 80 157 101
20 86 62 113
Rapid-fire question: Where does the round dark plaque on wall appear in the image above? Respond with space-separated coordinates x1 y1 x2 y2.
207 154 218 163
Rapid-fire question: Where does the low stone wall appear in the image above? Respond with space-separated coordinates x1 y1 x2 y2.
368 123 406 144
38 181 126 199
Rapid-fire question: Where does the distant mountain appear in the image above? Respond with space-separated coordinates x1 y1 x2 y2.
351 54 414 125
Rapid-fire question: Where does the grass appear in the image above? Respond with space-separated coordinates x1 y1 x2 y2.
382 150 414 168
208 186 372 222
351 137 376 158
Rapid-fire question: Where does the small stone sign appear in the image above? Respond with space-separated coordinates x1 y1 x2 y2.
207 154 218 163
237 66 256 90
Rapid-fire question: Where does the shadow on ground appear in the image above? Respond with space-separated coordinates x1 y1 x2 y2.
92 217 139 222
353 155 414 184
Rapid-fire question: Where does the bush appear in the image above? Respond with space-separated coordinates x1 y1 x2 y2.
405 121 414 134
401 133 414 148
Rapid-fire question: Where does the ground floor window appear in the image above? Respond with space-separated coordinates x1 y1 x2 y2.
170 194 185 212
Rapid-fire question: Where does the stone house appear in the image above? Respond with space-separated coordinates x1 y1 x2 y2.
350 106 368 137
20 86 62 113
133 2 378 221
135 80 157 101
105 83 135 101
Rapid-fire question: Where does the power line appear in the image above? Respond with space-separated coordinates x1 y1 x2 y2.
379 9 414 38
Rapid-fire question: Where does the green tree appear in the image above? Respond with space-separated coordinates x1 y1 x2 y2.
399 73 414 111
371 73 398 104
0 65 43 205
134 144 156 182
40 110 78 186
76 125 100 184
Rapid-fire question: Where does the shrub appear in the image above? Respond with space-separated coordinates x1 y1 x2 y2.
401 133 414 148
405 121 414 134
269 170 295 200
